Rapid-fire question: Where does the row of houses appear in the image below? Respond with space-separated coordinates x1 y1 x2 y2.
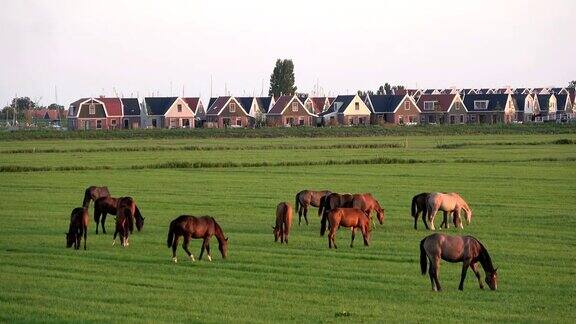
67 87 575 130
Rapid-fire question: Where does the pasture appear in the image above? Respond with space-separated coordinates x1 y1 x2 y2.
0 132 575 322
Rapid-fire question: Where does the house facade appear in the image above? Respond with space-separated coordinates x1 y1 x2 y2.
267 95 315 126
205 96 250 128
321 94 371 126
365 94 420 124
67 97 123 130
144 97 196 128
121 98 141 129
417 94 467 124
463 94 516 124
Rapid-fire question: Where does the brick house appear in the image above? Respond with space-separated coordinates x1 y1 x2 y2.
365 94 420 125
266 95 316 126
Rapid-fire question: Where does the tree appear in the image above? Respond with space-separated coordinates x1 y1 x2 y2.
568 80 576 89
384 83 392 94
376 85 385 95
269 59 297 97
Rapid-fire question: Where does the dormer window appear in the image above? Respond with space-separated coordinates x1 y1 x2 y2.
423 101 435 111
474 101 488 110
292 102 298 112
89 103 96 115
177 104 182 112
230 102 236 113
355 102 360 111
404 100 410 110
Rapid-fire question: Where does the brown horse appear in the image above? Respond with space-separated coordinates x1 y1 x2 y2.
411 192 430 230
352 193 385 225
318 193 354 219
94 196 145 234
66 207 89 250
420 233 498 291
321 208 371 249
426 192 472 230
112 197 135 247
83 186 110 208
273 202 293 244
295 190 331 225
167 215 228 263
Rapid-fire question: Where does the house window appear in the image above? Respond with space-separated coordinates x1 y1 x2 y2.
408 116 415 123
398 116 404 124
470 115 476 123
152 119 157 127
287 117 295 125
428 115 434 123
111 119 117 126
177 104 182 112
96 120 102 129
420 115 426 122
89 103 95 115
424 101 435 111
355 102 360 111
236 118 242 126
230 103 236 113
450 115 455 124
460 115 464 123
474 101 488 110
405 101 410 110
292 102 298 112
299 117 304 126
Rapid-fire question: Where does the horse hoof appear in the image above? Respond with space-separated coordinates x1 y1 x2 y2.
190 255 196 262
172 258 178 263
112 241 115 246
207 255 212 262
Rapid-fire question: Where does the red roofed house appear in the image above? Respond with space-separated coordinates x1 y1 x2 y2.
67 97 123 130
417 94 467 124
266 95 316 126
205 96 250 128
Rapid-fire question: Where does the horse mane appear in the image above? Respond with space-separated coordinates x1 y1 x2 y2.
212 217 226 245
477 240 496 273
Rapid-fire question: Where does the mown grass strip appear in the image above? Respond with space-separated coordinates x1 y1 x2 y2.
1 157 575 173
0 142 403 155
436 138 576 149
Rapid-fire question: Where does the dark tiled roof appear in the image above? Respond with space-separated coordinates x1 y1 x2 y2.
537 94 552 112
182 97 200 114
268 95 294 114
556 94 568 111
311 97 328 114
208 97 217 111
463 94 509 112
121 98 140 116
145 97 178 116
512 94 529 112
206 96 231 115
328 95 355 113
417 94 456 112
256 97 273 113
236 97 255 114
368 95 405 113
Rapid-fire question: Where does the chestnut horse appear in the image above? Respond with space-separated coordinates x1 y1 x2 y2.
426 192 472 230
352 193 385 226
321 208 371 249
112 197 135 247
82 186 110 208
94 196 145 234
411 192 430 230
295 190 331 225
318 193 354 219
167 215 228 263
66 207 89 250
273 202 293 244
420 233 498 291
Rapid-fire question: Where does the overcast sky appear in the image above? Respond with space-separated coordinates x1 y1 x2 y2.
1 0 575 107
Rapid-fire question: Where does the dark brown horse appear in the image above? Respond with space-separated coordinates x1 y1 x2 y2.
112 197 135 247
82 186 110 208
273 202 293 244
94 196 145 234
420 233 498 291
66 207 89 250
295 190 331 225
352 193 385 225
167 215 228 263
411 192 430 230
321 208 371 249
318 193 354 219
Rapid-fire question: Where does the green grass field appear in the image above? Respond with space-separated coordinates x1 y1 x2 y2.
0 132 575 322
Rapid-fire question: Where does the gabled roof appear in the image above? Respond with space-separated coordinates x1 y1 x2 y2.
556 94 568 111
463 94 509 112
206 96 233 115
236 97 256 114
182 97 201 114
537 94 552 111
256 97 273 113
328 97 336 105
145 97 178 116
311 97 328 114
550 87 567 95
207 97 218 111
68 98 89 117
327 95 355 114
268 95 312 115
296 93 309 104
367 95 406 113
512 94 530 112
121 98 140 116
96 98 123 117
417 94 456 112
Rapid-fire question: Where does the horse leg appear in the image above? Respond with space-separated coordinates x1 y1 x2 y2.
112 228 118 246
94 211 100 234
432 257 442 291
362 225 369 246
459 262 470 290
441 211 449 229
471 262 484 289
414 211 419 230
83 225 87 250
428 258 436 291
171 235 179 263
183 235 195 261
199 237 210 260
350 227 355 248
101 213 107 234
328 226 337 249
422 209 430 230
298 205 302 225
303 205 309 225
428 209 437 231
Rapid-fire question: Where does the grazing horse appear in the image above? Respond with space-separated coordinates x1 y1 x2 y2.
93 196 145 234
411 192 430 230
352 193 385 226
82 186 110 208
273 202 293 244
66 207 89 250
167 215 228 263
113 197 135 247
295 190 331 225
420 233 498 291
318 193 354 219
426 193 472 230
321 208 371 249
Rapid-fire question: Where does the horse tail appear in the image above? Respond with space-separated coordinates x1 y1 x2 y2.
125 208 134 234
420 238 427 275
295 193 300 214
318 195 325 217
167 220 175 247
320 209 328 236
411 195 418 217
135 205 144 231
82 188 91 208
